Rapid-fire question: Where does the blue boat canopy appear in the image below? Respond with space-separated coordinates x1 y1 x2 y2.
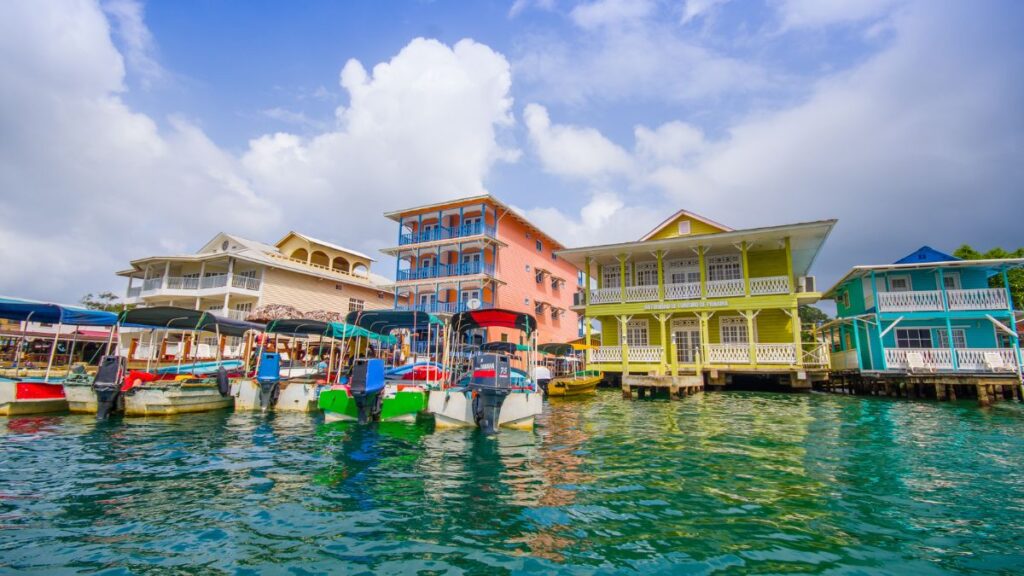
0 296 118 326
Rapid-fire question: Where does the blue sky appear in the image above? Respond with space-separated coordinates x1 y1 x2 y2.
1 0 1022 305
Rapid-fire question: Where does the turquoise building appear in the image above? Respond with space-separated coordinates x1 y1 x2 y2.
821 247 1022 377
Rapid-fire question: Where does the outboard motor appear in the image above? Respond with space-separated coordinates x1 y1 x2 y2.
468 353 512 435
93 355 125 420
349 358 385 424
256 351 281 412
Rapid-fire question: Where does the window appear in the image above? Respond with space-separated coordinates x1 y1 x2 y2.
636 262 658 286
936 329 967 349
463 216 482 232
889 275 912 292
895 328 931 348
678 221 691 235
501 333 509 342
667 259 700 284
998 333 1013 348
720 316 749 344
536 240 543 252
536 271 545 284
840 290 851 309
348 299 365 313
234 302 253 312
461 289 480 303
625 319 649 347
939 272 960 290
601 263 632 288
707 255 741 281
551 253 558 261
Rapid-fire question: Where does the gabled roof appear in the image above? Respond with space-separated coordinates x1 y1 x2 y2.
639 209 732 241
893 245 960 265
275 231 374 262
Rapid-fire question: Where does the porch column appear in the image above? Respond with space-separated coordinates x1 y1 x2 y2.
695 313 705 373
792 306 803 367
657 313 668 375
939 268 958 370
871 270 887 370
397 216 404 244
125 276 134 301
619 316 629 374
698 245 707 299
162 261 170 289
851 318 863 370
741 241 751 297
784 236 794 293
1002 267 1022 376
223 257 234 313
584 256 592 306
746 310 757 367
584 314 592 348
656 250 665 301
197 261 206 310
618 254 627 303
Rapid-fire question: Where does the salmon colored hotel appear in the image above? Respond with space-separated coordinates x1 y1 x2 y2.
380 195 580 345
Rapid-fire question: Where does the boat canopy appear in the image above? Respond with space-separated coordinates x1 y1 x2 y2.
450 309 536 334
327 322 397 345
0 296 118 326
538 343 575 356
265 318 330 336
120 306 263 336
345 310 443 334
482 341 530 353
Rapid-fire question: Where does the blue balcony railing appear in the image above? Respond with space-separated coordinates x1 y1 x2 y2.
396 262 495 281
398 222 496 246
395 301 495 314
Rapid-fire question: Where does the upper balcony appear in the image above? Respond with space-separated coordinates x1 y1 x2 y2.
128 274 262 302
576 274 794 307
876 288 1008 313
395 261 496 282
398 222 497 246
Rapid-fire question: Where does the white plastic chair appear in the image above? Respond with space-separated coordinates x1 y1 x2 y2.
983 352 1008 372
905 352 930 373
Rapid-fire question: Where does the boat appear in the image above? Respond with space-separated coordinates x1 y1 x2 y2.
0 297 119 415
539 343 602 398
113 307 261 417
428 309 543 433
319 310 438 423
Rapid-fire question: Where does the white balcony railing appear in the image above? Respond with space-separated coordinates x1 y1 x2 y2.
231 275 262 291
756 343 797 364
884 348 954 370
954 348 1018 371
877 290 943 312
126 287 142 298
200 275 228 289
946 288 1008 311
831 349 860 370
625 284 659 302
165 276 200 290
589 346 622 363
225 309 249 321
706 344 750 364
142 278 163 291
627 346 664 363
706 279 744 298
665 282 700 300
750 276 791 296
590 288 622 304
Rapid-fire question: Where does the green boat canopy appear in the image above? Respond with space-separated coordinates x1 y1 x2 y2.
327 322 397 345
538 343 575 356
482 341 530 353
345 310 443 333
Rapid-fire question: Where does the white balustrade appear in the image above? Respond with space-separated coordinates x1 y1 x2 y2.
706 344 750 364
665 282 700 300
877 290 943 312
589 346 622 363
625 284 659 302
142 278 163 291
831 349 860 370
946 288 1008 311
756 343 796 364
884 348 954 370
955 348 1018 371
804 344 830 367
200 275 228 289
750 276 791 295
126 287 142 298
627 346 664 363
231 275 262 291
589 288 622 304
706 279 744 298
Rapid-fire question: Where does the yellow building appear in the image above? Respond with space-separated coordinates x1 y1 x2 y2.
118 231 395 319
555 210 835 392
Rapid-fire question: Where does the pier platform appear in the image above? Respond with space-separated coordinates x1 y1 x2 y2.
818 370 1023 407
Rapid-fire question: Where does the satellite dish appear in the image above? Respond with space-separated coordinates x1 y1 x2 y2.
467 298 482 310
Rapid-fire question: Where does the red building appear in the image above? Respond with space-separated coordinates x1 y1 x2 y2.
381 195 580 344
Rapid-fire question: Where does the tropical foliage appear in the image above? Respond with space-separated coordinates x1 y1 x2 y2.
953 245 1023 309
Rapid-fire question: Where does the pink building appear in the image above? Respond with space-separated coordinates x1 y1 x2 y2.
381 195 580 345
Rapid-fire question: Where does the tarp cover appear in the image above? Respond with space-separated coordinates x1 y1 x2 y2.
0 297 118 326
345 310 443 333
538 343 574 356
450 309 536 334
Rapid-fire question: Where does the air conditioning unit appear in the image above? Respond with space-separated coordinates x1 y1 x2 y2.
798 276 816 293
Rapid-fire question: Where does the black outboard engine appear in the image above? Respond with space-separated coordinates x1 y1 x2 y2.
468 353 512 435
349 358 385 424
256 352 281 412
92 355 125 420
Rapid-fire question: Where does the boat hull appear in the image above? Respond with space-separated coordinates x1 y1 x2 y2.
427 389 542 430
63 381 99 413
546 375 602 397
123 382 233 416
319 385 426 423
0 380 68 415
231 379 321 412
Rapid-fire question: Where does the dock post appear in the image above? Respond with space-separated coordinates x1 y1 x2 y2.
948 384 956 401
935 383 947 401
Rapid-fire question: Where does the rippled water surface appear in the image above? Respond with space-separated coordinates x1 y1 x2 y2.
3 391 1024 574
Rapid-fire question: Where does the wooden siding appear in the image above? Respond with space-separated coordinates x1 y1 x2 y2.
260 268 390 315
647 214 728 240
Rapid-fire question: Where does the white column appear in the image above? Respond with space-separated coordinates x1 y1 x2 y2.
162 261 171 288
223 257 234 313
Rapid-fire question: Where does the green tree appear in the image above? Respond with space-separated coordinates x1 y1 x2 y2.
952 244 1024 309
798 305 830 342
80 291 126 312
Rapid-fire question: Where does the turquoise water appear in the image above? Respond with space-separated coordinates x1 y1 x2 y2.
2 391 1024 574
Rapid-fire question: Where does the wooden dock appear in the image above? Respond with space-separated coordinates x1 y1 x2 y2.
818 370 1023 407
621 374 704 400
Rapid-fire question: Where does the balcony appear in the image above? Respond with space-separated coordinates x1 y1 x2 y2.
395 262 496 282
706 279 744 298
884 347 1018 372
395 301 494 314
665 282 700 300
135 274 261 297
750 276 791 296
398 222 497 246
579 276 789 306
876 288 1008 313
